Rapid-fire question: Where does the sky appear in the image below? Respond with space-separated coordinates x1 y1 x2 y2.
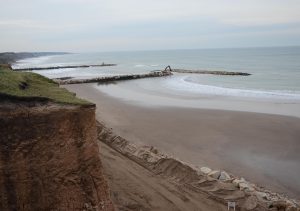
0 0 300 52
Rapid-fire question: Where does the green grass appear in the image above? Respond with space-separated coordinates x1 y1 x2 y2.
0 66 91 105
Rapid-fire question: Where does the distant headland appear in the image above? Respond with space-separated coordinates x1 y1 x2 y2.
0 52 69 64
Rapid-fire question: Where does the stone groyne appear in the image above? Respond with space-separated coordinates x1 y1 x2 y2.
53 70 173 85
172 69 251 76
13 63 117 71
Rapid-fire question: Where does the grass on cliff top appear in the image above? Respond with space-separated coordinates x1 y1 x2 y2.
0 66 91 105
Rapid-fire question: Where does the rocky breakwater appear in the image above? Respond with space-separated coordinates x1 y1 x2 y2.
13 63 117 71
0 67 114 210
172 69 251 76
54 69 172 85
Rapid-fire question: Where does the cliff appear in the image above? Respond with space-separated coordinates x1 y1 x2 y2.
0 67 114 210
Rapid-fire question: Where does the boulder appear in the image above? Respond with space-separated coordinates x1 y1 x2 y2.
200 167 212 174
239 182 255 191
255 191 268 200
232 178 246 187
219 171 231 181
244 196 258 210
271 201 288 210
232 179 240 187
232 178 255 191
286 200 300 211
208 170 221 179
286 206 300 211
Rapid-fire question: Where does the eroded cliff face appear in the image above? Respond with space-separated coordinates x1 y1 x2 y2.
0 101 114 211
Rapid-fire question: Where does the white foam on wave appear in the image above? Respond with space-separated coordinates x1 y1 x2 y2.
135 64 160 67
12 56 53 69
33 68 77 75
12 55 81 69
134 64 146 67
33 69 120 79
164 76 300 100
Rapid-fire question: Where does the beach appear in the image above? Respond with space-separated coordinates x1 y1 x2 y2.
99 141 230 211
65 83 300 199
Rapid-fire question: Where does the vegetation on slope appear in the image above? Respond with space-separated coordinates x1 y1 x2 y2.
0 52 68 64
0 66 91 105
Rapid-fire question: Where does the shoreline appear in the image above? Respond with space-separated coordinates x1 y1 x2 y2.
93 76 300 118
64 83 300 199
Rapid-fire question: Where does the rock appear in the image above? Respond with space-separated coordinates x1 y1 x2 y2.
270 200 288 210
208 170 221 179
200 167 212 174
232 178 246 187
244 196 258 210
255 191 268 200
219 171 231 181
286 206 299 211
239 182 255 191
232 179 240 187
286 201 300 211
267 193 280 201
232 177 255 191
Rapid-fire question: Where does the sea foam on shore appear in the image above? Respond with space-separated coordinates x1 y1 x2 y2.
166 75 300 100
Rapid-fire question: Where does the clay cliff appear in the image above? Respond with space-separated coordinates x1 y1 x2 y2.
0 101 114 210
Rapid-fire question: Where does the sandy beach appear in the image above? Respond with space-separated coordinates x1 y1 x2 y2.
65 83 300 199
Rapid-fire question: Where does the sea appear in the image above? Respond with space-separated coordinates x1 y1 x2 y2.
12 46 300 101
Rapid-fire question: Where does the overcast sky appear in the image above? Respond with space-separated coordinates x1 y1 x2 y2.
1 0 300 52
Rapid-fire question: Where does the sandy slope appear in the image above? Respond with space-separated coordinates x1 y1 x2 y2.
100 142 229 211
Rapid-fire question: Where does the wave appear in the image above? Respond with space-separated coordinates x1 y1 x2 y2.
164 76 300 100
12 56 54 69
134 64 147 67
33 68 77 75
134 64 160 68
12 55 82 69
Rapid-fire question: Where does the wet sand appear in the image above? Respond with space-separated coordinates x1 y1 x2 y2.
65 83 300 199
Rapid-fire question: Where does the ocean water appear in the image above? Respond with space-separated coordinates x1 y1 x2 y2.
12 47 300 101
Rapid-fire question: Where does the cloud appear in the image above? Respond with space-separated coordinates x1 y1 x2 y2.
78 0 300 26
0 20 54 29
0 0 300 51
2 0 300 26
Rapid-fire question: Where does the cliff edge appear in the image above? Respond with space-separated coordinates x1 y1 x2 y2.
0 66 114 210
